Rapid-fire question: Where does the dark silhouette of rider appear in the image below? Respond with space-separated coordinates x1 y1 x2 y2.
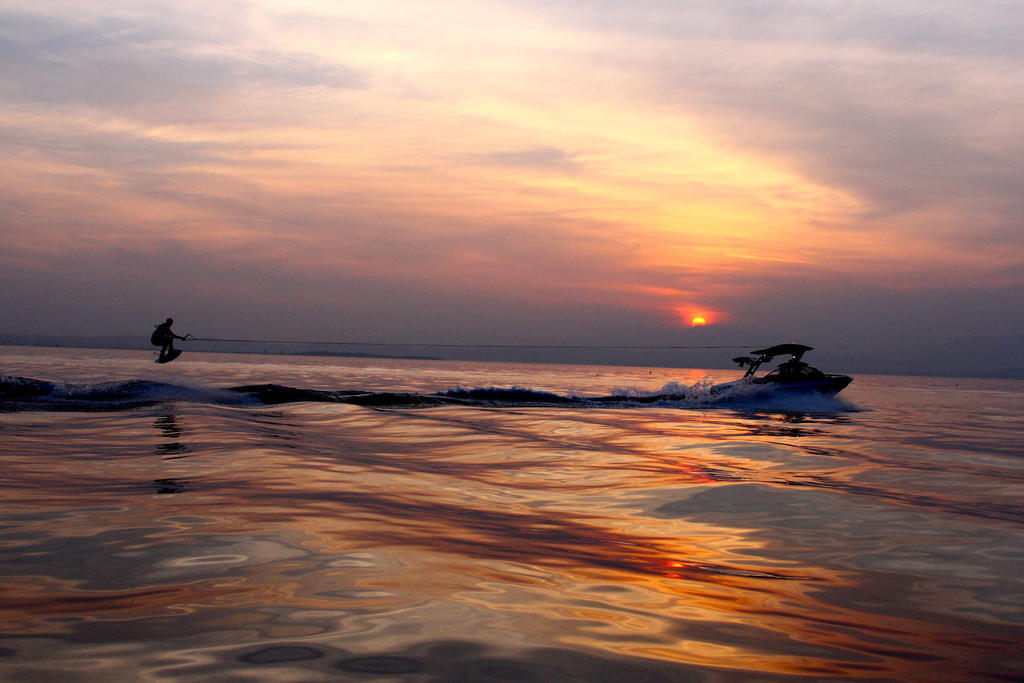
151 318 188 361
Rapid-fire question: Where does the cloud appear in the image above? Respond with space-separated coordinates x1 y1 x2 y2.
522 0 1024 61
459 146 581 171
0 8 364 122
0 121 248 173
521 0 1024 251
653 50 1020 217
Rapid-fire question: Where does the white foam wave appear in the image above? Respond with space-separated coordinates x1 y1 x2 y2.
608 378 858 412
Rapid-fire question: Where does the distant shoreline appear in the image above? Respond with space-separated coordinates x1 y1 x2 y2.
0 338 443 363
293 350 443 361
2 336 1023 379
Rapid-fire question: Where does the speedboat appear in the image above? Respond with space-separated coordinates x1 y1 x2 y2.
715 344 852 396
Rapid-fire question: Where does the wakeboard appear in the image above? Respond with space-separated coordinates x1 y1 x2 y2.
155 349 183 364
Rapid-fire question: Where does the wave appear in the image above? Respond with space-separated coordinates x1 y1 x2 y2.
0 375 856 413
0 375 254 410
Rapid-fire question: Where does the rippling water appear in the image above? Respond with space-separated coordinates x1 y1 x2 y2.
1 346 1022 680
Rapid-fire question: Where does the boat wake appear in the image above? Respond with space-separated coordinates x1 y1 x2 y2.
1 375 857 413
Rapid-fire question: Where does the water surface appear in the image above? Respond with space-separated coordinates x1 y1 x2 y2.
2 347 1022 680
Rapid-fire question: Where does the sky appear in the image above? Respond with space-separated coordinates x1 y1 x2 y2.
2 0 1023 374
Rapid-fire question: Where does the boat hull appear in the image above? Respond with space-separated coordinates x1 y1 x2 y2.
714 374 852 397
757 374 852 396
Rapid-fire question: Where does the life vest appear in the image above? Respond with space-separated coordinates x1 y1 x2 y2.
151 325 172 346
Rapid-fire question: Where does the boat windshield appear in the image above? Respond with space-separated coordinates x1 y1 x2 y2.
764 361 828 380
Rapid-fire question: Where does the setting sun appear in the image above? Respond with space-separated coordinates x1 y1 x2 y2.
673 306 723 328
